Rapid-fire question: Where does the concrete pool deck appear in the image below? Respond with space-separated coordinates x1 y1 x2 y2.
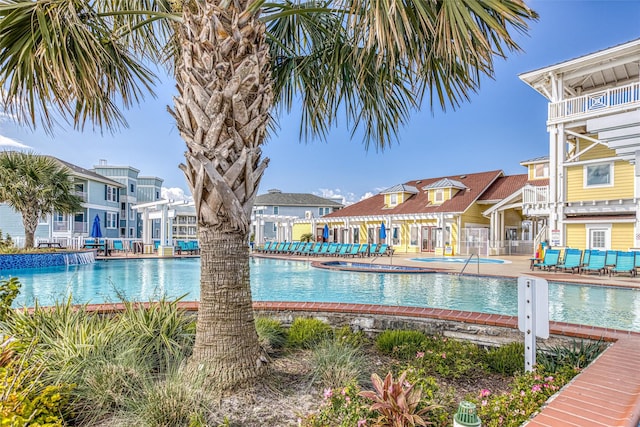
96 250 640 425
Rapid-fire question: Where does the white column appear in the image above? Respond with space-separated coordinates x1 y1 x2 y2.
160 205 167 246
635 151 640 248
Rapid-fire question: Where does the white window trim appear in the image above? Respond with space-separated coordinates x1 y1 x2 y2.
389 194 398 206
106 212 117 229
583 162 614 188
434 189 444 203
585 223 611 250
533 163 548 179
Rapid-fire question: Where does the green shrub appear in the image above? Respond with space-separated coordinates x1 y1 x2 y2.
375 330 427 359
413 335 484 379
484 342 525 375
312 340 367 389
0 277 20 321
472 366 579 427
287 318 333 349
536 339 607 372
333 326 369 348
0 347 72 427
255 317 287 352
0 229 13 251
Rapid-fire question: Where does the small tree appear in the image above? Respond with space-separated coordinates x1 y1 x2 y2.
0 152 83 248
0 230 13 251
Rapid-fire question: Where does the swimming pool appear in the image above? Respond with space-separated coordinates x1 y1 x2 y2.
411 257 509 264
2 257 639 331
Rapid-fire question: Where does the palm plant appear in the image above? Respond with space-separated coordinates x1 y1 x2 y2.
0 0 537 389
0 151 83 248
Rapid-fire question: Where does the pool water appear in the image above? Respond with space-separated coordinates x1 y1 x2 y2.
2 257 639 331
411 257 509 264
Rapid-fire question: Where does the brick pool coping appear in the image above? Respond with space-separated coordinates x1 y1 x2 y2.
79 300 640 427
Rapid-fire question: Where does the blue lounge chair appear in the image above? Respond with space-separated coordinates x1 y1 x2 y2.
555 248 582 273
309 243 322 256
532 249 560 271
347 244 361 257
280 242 291 253
580 250 606 275
635 251 640 276
274 242 285 253
605 250 618 269
327 243 339 256
357 244 369 257
316 243 329 256
609 251 636 277
337 244 351 256
288 242 299 254
112 240 126 253
296 242 312 255
580 249 591 268
369 244 378 256
377 244 389 256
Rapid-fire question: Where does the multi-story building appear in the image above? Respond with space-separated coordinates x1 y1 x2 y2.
0 156 165 246
519 38 640 251
251 189 344 243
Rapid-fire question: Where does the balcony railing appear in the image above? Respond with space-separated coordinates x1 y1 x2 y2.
74 191 88 202
53 221 88 233
548 81 639 121
522 185 548 205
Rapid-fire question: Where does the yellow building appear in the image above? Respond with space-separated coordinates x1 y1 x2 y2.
520 39 640 251
294 170 533 256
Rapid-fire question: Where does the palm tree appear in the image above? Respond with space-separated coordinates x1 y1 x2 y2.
0 0 537 388
0 151 83 248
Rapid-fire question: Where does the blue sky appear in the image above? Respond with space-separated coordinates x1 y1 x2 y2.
1 0 639 203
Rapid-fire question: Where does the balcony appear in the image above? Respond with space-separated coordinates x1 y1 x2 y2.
548 81 639 123
53 221 88 233
74 191 88 202
522 185 549 217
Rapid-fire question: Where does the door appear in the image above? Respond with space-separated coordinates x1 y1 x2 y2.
421 226 438 252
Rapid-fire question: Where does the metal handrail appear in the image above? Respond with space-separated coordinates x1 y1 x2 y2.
459 253 479 276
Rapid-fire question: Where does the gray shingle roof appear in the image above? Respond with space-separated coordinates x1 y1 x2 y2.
49 157 124 187
254 192 343 207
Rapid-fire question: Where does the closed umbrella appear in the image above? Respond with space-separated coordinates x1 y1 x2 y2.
379 222 387 241
90 214 102 238
322 224 329 241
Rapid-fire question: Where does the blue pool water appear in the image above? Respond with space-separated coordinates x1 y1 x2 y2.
411 257 509 264
2 257 639 331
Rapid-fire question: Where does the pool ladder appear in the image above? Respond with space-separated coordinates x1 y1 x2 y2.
458 254 480 276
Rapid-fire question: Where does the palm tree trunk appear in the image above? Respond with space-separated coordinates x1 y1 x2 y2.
22 210 38 248
170 1 272 388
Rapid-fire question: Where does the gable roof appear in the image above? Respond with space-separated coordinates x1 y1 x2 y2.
478 174 528 201
380 184 419 194
254 192 343 208
422 178 467 190
324 170 503 218
51 157 124 187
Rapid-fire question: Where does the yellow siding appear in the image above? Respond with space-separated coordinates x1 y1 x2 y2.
577 140 615 161
566 160 634 201
292 223 312 241
565 224 586 249
461 203 490 227
612 223 634 250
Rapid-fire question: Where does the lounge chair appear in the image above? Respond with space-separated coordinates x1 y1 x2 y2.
635 251 640 276
377 244 391 256
368 244 378 256
337 244 351 256
274 242 285 253
309 243 322 256
554 248 582 273
532 249 560 271
347 244 361 257
605 250 618 270
580 250 606 275
357 244 369 257
580 249 591 268
280 242 291 253
327 243 339 256
297 242 312 255
609 251 636 277
112 240 126 253
317 243 329 256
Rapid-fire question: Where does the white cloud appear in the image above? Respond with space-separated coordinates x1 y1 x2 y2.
314 188 358 205
161 187 193 202
359 192 375 201
0 135 30 149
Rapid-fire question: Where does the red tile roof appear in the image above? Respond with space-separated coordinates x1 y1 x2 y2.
479 174 528 201
325 170 503 218
528 178 549 187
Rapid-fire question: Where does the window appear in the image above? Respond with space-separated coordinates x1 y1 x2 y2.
156 191 160 199
587 224 610 250
584 163 612 187
534 163 548 178
106 185 117 202
392 227 400 246
273 206 279 215
129 207 136 220
353 228 359 244
318 207 330 216
389 194 398 206
106 212 117 229
130 183 135 193
434 190 444 203
410 227 418 246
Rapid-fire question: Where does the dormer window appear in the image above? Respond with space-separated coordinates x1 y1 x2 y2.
434 189 444 203
389 194 398 206
534 163 548 179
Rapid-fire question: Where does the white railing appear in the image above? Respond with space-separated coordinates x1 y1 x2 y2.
522 185 549 205
549 81 640 121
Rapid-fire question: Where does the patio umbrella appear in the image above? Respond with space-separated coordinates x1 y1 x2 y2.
90 214 102 238
322 224 329 241
379 222 387 240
